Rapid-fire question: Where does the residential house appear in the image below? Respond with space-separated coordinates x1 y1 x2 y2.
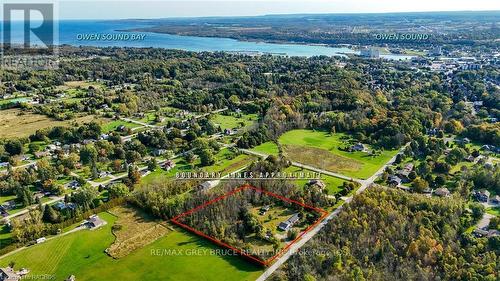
396 163 414 183
223 128 237 136
464 155 476 162
434 187 451 197
161 160 176 171
350 143 366 152
152 149 166 157
259 205 270 215
473 228 500 238
86 215 106 229
491 195 500 205
0 267 20 281
0 162 9 168
388 175 402 186
53 202 77 211
66 180 80 190
307 180 326 190
278 213 300 231
34 151 50 158
197 181 217 192
474 190 491 202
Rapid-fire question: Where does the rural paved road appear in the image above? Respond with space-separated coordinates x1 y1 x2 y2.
255 143 408 281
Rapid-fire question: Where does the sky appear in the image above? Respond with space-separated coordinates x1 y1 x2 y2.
3 0 500 20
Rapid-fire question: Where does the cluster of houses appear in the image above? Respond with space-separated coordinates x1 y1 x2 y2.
388 163 414 186
34 141 84 160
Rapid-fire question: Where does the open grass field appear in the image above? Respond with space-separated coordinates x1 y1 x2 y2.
203 149 256 174
0 212 262 281
0 195 16 204
254 130 398 179
487 207 500 216
0 109 100 138
211 113 258 130
106 206 169 259
0 225 13 249
100 119 141 133
251 141 280 155
58 81 105 91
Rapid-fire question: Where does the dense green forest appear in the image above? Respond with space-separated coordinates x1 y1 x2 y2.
272 188 499 281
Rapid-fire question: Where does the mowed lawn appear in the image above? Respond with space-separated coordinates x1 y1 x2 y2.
253 130 398 179
0 213 262 281
101 119 141 132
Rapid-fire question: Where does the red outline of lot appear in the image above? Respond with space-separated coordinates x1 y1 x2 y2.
171 184 328 266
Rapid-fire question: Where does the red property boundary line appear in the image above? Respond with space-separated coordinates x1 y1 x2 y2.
171 184 328 266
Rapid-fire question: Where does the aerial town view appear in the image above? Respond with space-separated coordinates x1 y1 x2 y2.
0 0 498 280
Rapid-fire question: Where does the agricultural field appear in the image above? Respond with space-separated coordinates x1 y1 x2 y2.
0 109 99 138
0 211 262 281
105 206 168 258
254 130 398 179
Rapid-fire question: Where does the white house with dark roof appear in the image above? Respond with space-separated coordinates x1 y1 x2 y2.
278 213 300 231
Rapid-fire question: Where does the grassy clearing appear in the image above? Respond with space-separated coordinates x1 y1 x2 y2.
0 109 100 138
0 195 16 204
0 225 13 249
101 120 141 133
278 130 398 179
0 212 262 281
251 142 279 155
203 149 256 174
106 206 169 259
211 113 257 130
486 207 500 216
